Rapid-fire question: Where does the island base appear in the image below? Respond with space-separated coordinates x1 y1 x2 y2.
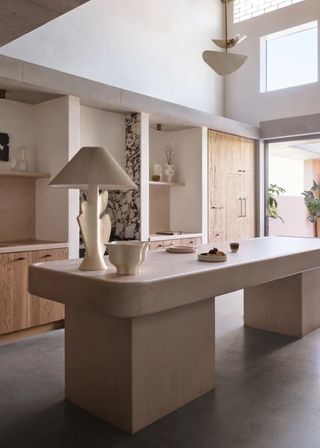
65 298 215 433
244 269 320 337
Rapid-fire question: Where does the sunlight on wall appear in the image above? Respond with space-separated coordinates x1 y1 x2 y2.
269 155 304 195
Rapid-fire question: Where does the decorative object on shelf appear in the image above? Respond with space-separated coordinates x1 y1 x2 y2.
151 174 160 182
0 133 9 161
156 123 162 131
302 180 320 237
106 241 148 275
153 164 163 182
166 245 196 254
164 144 175 183
18 145 28 172
50 146 137 271
230 242 239 253
202 0 247 76
9 158 17 171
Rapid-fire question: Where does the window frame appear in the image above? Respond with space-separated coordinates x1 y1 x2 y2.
260 21 318 93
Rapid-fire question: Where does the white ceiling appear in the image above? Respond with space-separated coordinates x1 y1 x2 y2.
0 0 88 47
269 139 320 160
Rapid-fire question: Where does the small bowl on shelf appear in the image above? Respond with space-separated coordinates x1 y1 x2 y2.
151 175 161 182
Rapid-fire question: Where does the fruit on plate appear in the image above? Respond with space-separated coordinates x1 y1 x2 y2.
200 247 226 257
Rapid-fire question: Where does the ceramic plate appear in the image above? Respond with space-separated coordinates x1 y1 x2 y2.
198 253 227 262
166 245 196 254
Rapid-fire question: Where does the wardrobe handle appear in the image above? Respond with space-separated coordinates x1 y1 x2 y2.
239 198 243 217
244 198 247 217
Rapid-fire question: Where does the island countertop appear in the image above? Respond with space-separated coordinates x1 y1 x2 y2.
28 237 320 318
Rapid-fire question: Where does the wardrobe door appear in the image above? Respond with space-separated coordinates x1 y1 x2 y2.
240 174 256 239
226 174 242 241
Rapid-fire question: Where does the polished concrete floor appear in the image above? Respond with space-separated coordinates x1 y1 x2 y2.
1 291 320 448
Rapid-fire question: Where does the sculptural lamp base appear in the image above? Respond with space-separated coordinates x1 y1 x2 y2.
77 185 111 271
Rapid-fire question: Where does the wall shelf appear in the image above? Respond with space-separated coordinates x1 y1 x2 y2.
149 181 185 187
0 171 50 179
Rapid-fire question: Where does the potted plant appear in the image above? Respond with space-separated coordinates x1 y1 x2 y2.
267 184 286 222
302 181 320 236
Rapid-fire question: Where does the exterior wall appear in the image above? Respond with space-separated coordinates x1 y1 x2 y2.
0 0 224 115
225 0 320 126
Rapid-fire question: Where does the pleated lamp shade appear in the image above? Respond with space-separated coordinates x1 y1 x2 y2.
50 146 137 191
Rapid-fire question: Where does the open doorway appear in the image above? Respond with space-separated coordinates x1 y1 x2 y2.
266 138 320 238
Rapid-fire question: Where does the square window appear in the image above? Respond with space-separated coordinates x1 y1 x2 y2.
260 21 318 92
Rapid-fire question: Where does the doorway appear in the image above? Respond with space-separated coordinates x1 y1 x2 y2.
266 138 320 237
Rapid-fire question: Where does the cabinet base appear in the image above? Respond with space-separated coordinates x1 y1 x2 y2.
0 320 64 345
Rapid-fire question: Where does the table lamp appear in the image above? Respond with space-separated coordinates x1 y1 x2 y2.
50 146 137 271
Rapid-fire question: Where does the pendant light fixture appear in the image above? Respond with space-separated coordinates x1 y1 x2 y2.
203 0 247 76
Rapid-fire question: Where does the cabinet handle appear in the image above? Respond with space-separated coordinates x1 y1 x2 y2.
14 257 26 262
211 206 225 209
239 198 243 217
40 254 52 259
244 198 247 217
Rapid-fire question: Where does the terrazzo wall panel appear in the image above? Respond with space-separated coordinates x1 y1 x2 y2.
107 113 141 240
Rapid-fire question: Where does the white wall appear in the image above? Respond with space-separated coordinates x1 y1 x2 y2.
0 99 35 172
225 0 320 125
0 0 223 115
80 106 126 168
35 96 80 257
149 127 203 233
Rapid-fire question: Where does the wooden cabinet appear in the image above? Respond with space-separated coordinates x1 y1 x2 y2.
149 237 202 251
0 252 28 335
0 247 67 336
28 248 67 327
208 130 256 243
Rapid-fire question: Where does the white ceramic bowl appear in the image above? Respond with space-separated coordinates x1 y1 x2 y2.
106 241 148 275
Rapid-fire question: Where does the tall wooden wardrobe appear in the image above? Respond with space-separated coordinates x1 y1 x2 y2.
208 130 256 243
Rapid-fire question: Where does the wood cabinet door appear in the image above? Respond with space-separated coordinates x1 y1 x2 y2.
226 174 243 241
240 137 255 175
240 175 256 239
0 252 28 335
27 248 67 327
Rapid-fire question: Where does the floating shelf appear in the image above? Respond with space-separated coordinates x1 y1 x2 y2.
0 171 50 179
149 181 185 187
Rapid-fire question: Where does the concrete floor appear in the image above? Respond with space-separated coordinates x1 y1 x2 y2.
1 291 320 448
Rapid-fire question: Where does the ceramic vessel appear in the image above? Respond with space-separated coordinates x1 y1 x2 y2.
106 241 148 275
164 164 175 183
153 164 163 182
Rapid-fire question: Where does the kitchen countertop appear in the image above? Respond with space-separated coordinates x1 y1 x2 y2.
29 237 320 318
0 240 69 254
149 232 203 242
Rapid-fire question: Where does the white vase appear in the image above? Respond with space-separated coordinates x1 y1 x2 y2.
164 164 175 183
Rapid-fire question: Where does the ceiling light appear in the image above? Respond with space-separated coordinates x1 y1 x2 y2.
203 0 247 76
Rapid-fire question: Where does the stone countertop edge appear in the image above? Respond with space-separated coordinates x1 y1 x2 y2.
0 241 69 254
28 244 320 319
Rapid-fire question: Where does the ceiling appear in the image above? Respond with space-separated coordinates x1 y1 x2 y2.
0 0 89 47
0 78 61 104
269 139 320 160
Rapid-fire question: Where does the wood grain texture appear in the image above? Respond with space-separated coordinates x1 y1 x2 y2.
27 248 67 327
208 130 256 243
0 252 28 335
65 299 215 434
0 320 64 345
